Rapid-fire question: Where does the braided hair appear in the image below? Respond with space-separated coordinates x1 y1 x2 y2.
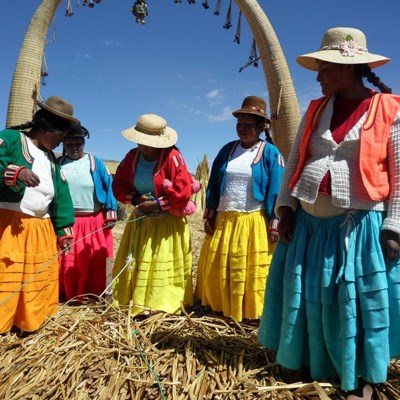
355 64 392 94
8 108 71 138
254 114 274 144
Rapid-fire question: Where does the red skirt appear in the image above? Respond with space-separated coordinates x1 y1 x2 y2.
59 211 114 300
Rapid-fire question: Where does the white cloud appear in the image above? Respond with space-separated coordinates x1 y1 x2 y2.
207 106 232 122
103 40 120 47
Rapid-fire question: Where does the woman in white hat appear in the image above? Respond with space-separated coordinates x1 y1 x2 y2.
0 96 77 334
111 114 193 317
258 27 400 399
196 95 284 323
58 123 118 301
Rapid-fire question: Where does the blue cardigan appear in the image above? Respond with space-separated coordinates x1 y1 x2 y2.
206 140 284 220
58 153 118 221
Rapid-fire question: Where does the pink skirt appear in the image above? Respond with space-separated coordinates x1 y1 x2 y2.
59 211 114 300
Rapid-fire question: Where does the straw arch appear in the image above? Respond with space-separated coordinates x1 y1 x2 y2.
6 0 300 159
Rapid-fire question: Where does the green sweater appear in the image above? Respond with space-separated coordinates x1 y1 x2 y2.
0 129 74 239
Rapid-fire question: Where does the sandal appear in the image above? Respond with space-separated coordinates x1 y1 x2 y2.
345 382 374 400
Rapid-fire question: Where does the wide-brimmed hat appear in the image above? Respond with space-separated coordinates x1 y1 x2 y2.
297 27 390 71
65 122 90 139
36 96 79 123
122 114 177 148
232 96 270 123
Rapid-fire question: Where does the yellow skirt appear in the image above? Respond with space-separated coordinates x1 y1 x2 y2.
196 210 275 321
0 209 59 333
112 211 193 316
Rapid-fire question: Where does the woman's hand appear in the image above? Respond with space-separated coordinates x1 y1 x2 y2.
17 168 40 187
268 230 279 243
204 216 216 235
278 206 295 244
136 199 158 213
381 230 400 262
58 237 72 254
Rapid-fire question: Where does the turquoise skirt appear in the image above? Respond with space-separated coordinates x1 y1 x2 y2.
258 207 400 391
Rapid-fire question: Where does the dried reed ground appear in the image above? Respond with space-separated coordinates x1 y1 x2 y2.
0 213 399 399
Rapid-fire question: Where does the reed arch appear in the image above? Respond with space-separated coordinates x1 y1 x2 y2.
6 0 300 159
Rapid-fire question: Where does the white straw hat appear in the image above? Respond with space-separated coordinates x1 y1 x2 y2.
296 27 390 71
122 114 177 148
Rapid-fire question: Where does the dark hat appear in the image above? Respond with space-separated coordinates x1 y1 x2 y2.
66 122 90 138
232 96 270 123
36 96 79 123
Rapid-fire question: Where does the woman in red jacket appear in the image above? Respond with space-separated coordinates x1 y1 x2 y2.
112 114 193 317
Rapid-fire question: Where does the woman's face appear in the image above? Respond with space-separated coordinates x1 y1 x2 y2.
138 144 161 161
36 129 66 151
236 114 263 148
316 61 353 96
64 137 85 160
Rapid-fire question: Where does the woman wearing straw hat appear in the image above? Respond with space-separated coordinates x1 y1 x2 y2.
0 96 77 334
258 27 400 399
111 113 193 317
58 122 118 302
196 96 284 322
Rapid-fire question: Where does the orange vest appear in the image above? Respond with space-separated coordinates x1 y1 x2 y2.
289 93 400 201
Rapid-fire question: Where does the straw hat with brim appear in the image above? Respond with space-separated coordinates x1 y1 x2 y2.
232 96 271 123
296 27 390 71
122 114 177 148
36 96 79 123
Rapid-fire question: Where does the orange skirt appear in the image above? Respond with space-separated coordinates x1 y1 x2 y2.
0 209 59 333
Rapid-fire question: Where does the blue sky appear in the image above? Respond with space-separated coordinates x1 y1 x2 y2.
1 0 399 172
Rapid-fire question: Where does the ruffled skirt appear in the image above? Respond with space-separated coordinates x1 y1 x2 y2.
196 210 275 321
0 209 59 333
258 207 400 391
112 211 193 316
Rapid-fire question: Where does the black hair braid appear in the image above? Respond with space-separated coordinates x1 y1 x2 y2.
356 64 392 94
254 114 274 144
8 121 34 133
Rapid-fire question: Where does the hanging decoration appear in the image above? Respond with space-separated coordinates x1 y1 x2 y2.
174 0 183 3
65 0 73 16
40 52 49 86
239 38 260 72
223 0 232 29
83 0 95 7
187 0 196 4
213 0 221 16
131 0 148 24
201 0 209 9
234 10 242 43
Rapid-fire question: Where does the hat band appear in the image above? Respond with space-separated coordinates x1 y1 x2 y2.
320 39 368 57
136 125 166 136
242 105 266 115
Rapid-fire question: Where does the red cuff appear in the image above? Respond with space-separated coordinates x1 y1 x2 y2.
4 165 27 189
269 218 279 232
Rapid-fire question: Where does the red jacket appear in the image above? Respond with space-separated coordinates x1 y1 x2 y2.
289 93 400 201
112 147 192 211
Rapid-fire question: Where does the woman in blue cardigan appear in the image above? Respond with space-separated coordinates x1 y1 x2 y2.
196 96 284 322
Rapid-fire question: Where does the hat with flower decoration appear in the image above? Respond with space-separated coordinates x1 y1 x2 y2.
122 114 177 148
296 27 390 71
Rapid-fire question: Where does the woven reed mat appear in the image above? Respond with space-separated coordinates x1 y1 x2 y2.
1 299 399 399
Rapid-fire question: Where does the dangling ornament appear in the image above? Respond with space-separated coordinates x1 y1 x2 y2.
83 0 95 7
213 0 222 16
223 0 232 29
65 0 74 16
202 0 209 9
239 38 260 72
94 0 102 3
187 0 195 3
131 0 148 24
233 10 242 43
174 0 183 3
40 52 49 86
